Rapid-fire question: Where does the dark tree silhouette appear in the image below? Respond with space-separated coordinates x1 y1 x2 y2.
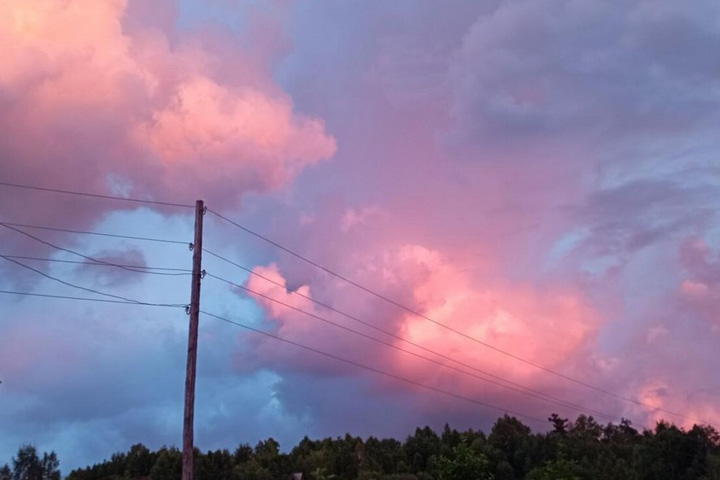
9 446 60 480
2 413 716 480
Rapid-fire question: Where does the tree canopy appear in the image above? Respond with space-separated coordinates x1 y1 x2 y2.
6 414 720 480
3 445 60 480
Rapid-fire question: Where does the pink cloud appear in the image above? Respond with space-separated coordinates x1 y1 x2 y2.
0 0 335 226
340 206 384 233
632 379 720 431
208 0 720 432
390 245 601 379
238 243 605 416
677 238 720 325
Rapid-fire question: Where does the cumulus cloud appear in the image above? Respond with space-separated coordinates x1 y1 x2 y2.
0 0 335 467
234 243 606 424
226 0 720 433
0 0 335 226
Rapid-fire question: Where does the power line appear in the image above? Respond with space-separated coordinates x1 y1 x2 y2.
0 223 183 276
1 255 185 306
2 187 710 429
203 251 589 415
215 272 715 437
200 309 549 427
1 254 191 275
1 286 699 460
0 289 184 308
205 269 624 423
1 221 189 245
2 254 141 304
205 293 716 458
0 181 193 208
207 209 711 426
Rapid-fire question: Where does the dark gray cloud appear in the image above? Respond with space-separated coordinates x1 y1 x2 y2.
450 0 720 148
73 248 149 287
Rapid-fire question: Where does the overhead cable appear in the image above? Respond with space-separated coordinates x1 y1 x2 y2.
0 181 193 208
1 255 185 307
206 270 623 423
207 209 711 425
1 222 184 276
0 289 184 308
0 254 190 275
1 221 188 245
201 308 548 427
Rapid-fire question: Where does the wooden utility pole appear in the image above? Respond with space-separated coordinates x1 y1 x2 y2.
182 199 204 480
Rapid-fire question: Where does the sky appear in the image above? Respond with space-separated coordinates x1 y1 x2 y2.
1 0 720 473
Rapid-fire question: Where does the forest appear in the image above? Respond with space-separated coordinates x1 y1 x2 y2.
4 414 720 480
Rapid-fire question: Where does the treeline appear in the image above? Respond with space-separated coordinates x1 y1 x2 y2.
1 445 60 480
6 414 720 480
